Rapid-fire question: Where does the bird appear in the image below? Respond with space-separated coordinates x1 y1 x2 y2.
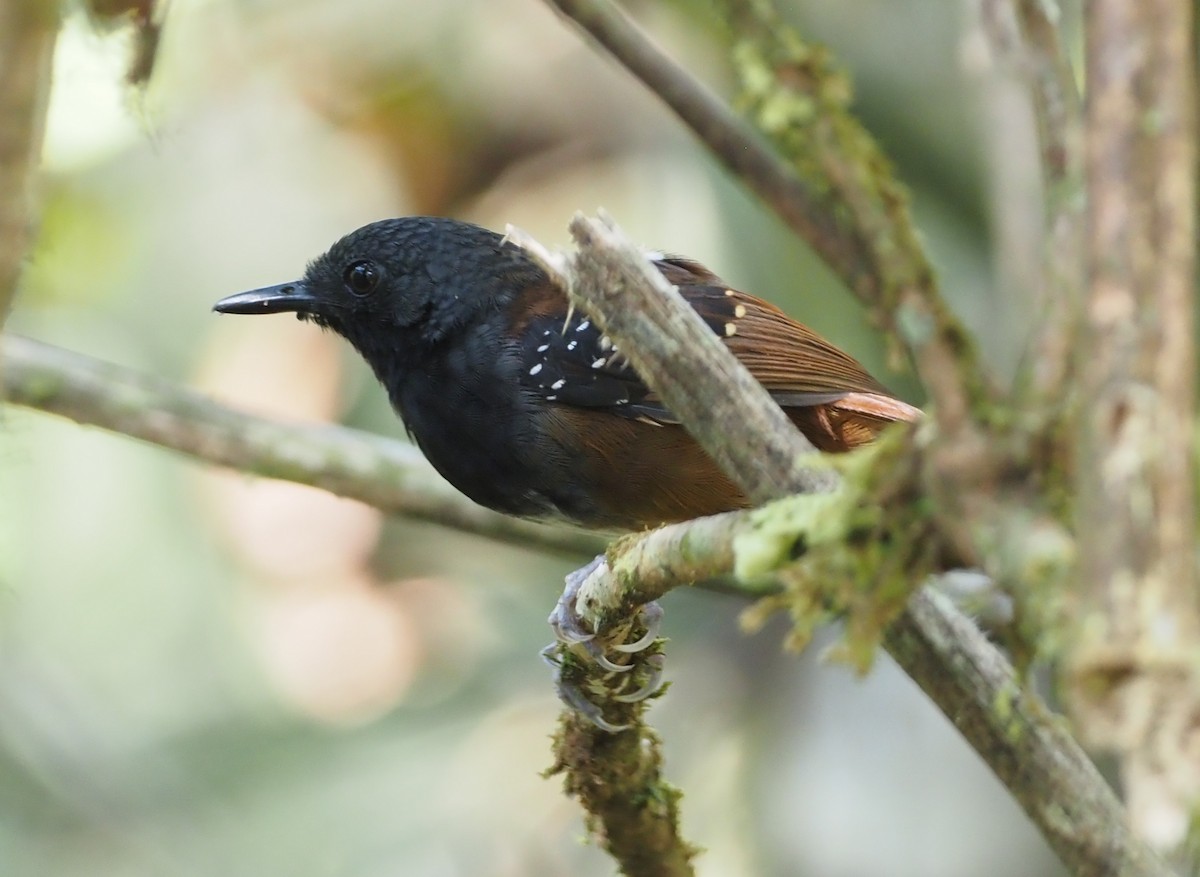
213 216 919 531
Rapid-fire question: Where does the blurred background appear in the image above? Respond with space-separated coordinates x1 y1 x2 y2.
2 0 1070 874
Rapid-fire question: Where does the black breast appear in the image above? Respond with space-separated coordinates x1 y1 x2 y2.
391 321 596 521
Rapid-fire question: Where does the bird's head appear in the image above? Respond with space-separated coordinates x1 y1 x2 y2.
214 216 540 361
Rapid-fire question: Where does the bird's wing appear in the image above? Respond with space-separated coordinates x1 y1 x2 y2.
512 256 920 441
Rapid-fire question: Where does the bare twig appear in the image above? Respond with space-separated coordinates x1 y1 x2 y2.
1012 0 1085 399
0 0 56 329
541 0 846 288
975 0 1084 397
1 334 605 557
1070 0 1200 853
969 1 1048 381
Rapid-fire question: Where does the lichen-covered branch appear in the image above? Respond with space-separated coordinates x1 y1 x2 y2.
719 0 987 431
0 0 56 329
1070 0 1200 853
1 334 604 557
889 591 1173 877
561 471 1170 877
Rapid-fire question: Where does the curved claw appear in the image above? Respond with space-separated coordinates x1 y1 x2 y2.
546 647 632 732
543 641 625 680
551 604 597 644
612 602 664 653
544 555 670 730
612 654 666 703
562 692 630 733
548 555 607 644
583 641 635 673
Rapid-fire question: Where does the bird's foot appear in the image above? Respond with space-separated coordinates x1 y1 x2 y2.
544 555 666 731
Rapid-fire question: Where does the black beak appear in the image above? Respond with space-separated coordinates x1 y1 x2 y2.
213 281 318 315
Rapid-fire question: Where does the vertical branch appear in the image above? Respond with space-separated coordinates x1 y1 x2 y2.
974 0 1085 396
970 0 1048 382
1070 0 1200 852
0 0 57 329
1013 0 1085 398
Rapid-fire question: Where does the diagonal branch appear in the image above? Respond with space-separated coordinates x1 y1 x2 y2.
571 502 1170 877
542 0 985 436
511 219 834 504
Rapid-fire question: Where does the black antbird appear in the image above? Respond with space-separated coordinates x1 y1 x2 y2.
213 216 918 530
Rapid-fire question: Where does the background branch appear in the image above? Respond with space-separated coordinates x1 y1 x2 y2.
0 0 56 329
1070 0 1200 853
1011 0 1086 399
1 334 604 558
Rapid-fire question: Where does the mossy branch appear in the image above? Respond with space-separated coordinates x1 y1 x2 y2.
548 711 697 877
520 214 1169 876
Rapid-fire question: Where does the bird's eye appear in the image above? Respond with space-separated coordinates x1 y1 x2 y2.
343 260 380 297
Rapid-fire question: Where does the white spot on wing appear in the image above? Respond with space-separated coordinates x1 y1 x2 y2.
529 363 543 376
591 357 606 369
551 379 565 390
577 320 590 332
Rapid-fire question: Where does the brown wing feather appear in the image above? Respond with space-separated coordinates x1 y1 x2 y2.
719 291 889 396
656 255 891 397
655 254 920 451
515 254 921 522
